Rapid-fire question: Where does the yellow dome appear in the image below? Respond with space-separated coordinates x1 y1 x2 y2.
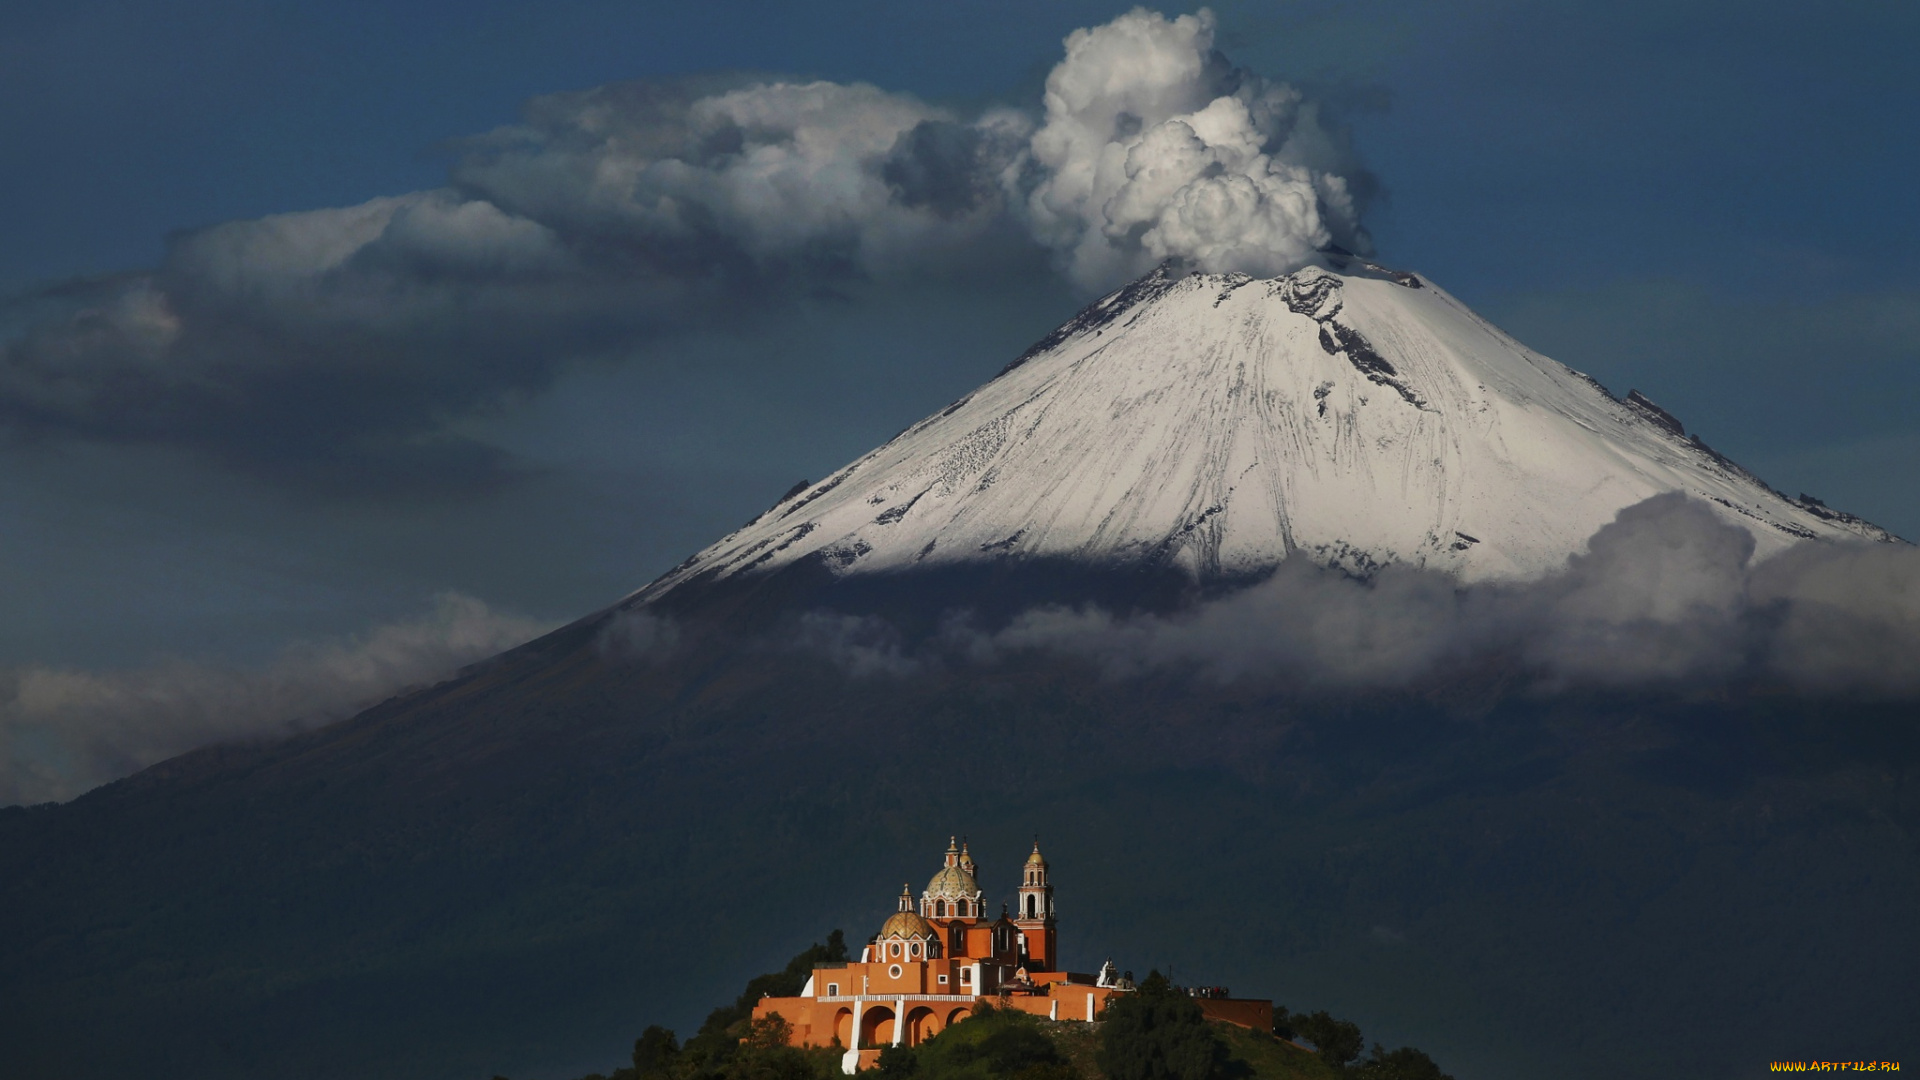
1026 847 1046 866
880 910 937 939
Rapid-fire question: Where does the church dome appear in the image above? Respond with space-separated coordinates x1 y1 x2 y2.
880 910 936 939
925 864 980 899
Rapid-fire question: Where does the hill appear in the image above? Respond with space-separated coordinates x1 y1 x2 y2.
520 942 1371 1080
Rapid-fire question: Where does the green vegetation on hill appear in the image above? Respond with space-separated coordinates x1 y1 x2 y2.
879 1005 1076 1080
1098 971 1226 1080
507 949 1452 1080
1273 1006 1451 1079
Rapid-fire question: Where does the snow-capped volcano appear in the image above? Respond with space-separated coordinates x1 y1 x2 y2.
637 254 1894 601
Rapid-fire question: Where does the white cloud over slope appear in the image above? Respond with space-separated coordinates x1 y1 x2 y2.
913 495 1920 697
0 594 547 806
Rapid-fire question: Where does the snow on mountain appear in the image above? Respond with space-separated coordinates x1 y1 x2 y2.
635 253 1896 602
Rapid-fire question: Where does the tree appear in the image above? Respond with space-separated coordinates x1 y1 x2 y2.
1352 1043 1454 1080
1096 970 1227 1080
1292 1010 1364 1070
713 1015 838 1080
632 1025 680 1077
1271 1005 1297 1042
678 931 851 1072
745 1014 794 1051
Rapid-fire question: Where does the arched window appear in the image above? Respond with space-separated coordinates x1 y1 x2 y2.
1025 895 1036 917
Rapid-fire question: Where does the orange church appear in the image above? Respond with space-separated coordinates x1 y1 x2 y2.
751 837 1272 1073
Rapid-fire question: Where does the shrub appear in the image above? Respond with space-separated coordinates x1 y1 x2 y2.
874 1044 919 1076
1292 1010 1364 1070
632 1025 680 1077
1270 1006 1296 1042
1352 1043 1454 1080
1096 971 1227 1080
913 1005 1069 1080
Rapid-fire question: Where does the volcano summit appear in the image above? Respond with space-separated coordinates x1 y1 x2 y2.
639 252 1893 606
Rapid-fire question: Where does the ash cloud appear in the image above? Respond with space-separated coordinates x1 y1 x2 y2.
0 593 547 806
959 495 1920 697
0 8 1369 489
1018 7 1370 289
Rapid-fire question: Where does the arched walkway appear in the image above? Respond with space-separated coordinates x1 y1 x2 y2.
832 1007 853 1048
906 1005 937 1045
859 1005 896 1047
945 1006 972 1029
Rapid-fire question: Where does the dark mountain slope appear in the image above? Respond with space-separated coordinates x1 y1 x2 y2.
2 578 1915 1080
3 259 1913 1080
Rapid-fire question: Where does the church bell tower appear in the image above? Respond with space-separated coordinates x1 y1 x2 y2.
1013 839 1057 971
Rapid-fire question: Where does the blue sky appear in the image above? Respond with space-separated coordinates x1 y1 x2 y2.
0 0 1914 674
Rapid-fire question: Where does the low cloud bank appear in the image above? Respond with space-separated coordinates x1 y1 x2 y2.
809 496 1920 697
0 8 1369 487
596 608 680 660
0 594 547 806
792 611 920 678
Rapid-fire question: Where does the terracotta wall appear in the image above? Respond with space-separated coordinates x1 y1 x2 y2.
1196 997 1273 1031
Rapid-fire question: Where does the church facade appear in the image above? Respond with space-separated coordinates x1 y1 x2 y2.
751 837 1272 1074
